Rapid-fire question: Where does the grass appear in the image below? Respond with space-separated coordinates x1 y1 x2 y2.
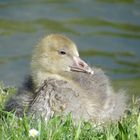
0 82 140 140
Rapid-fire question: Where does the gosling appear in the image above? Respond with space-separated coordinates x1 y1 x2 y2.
5 34 126 123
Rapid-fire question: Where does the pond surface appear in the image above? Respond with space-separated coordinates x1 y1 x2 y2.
0 0 140 95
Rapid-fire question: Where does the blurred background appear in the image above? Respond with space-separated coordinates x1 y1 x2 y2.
0 0 140 95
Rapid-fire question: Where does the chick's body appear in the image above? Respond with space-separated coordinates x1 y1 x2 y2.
5 34 126 123
28 68 126 123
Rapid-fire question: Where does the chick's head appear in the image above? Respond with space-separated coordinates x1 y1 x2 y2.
31 34 93 82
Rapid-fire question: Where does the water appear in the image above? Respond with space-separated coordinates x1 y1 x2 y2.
0 0 140 94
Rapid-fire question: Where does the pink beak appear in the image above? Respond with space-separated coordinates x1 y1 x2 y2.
70 56 94 75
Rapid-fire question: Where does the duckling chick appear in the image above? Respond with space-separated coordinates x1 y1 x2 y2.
5 34 126 123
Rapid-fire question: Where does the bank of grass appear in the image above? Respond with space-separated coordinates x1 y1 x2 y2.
0 83 140 140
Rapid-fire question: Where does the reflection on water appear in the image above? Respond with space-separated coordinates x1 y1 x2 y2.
0 0 140 94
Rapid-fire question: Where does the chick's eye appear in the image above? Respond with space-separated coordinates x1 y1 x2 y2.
59 50 66 55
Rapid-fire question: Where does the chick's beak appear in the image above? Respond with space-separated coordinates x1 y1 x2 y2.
70 56 94 75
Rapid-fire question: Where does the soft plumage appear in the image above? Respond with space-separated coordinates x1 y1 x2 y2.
5 34 126 123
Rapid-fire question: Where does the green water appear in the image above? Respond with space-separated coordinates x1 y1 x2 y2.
0 0 140 95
